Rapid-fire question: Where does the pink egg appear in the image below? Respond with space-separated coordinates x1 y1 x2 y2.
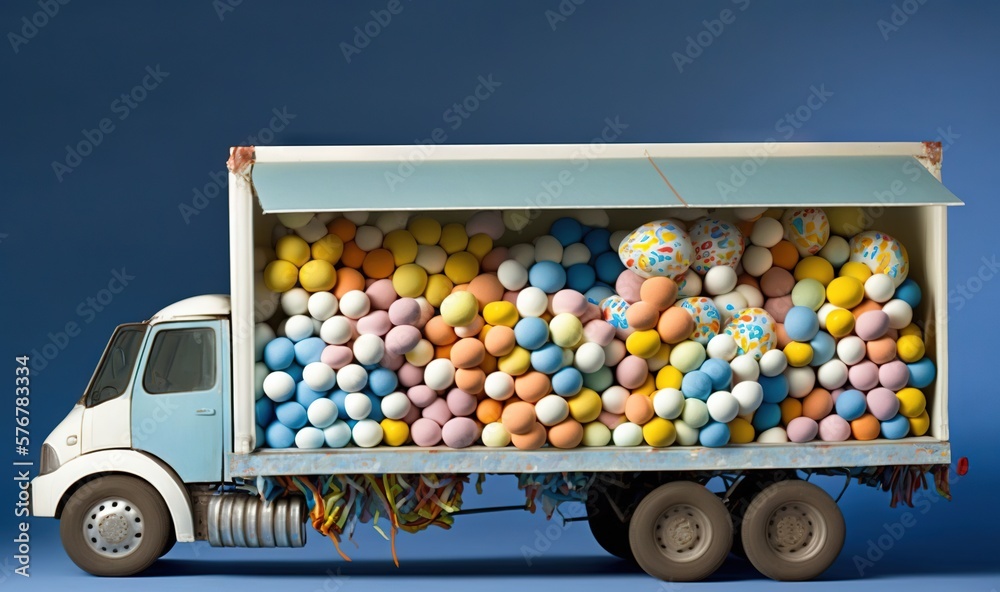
385 325 422 355
388 298 422 325
763 295 794 324
415 298 435 327
357 310 392 336
379 350 404 371
878 360 909 390
410 417 442 446
787 416 818 443
446 388 478 416
422 397 453 426
551 289 589 316
502 290 520 305
320 345 353 369
365 279 398 310
616 270 645 304
597 411 626 429
604 339 627 366
466 210 505 240
402 404 421 424
481 247 509 272
580 303 602 324
866 387 900 421
398 363 426 387
818 415 851 441
615 355 649 389
848 361 879 390
760 267 795 297
441 417 480 448
855 310 890 341
830 388 844 402
584 319 616 346
406 384 438 408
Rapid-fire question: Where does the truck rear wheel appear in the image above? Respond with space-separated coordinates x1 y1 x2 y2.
628 481 732 581
741 480 845 581
60 475 171 576
727 471 798 559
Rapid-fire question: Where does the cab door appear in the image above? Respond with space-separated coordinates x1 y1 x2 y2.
131 320 224 483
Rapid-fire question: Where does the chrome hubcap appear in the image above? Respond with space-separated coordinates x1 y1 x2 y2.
83 498 144 558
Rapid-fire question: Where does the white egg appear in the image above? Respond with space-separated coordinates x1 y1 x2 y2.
415 244 448 274
707 391 739 423
818 235 850 268
481 422 511 447
677 272 703 298
612 422 644 446
757 426 789 443
736 283 765 309
735 207 768 221
343 211 369 225
336 364 368 392
307 398 339 428
576 209 610 227
353 334 385 366
263 371 295 402
324 420 353 448
573 342 606 374
380 392 412 420
344 392 372 420
375 211 410 234
497 259 529 291
294 217 328 243
785 366 816 398
749 216 784 247
732 380 764 415
508 243 536 268
302 362 337 391
741 245 773 276
673 420 700 446
759 349 788 377
864 273 896 303
704 266 738 295
354 225 384 251
652 388 685 419
484 372 515 401
561 243 591 267
276 212 313 229
882 299 913 329
424 358 456 390
533 235 564 263
351 419 383 447
836 336 867 365
601 386 630 415
535 395 570 426
516 286 549 318
294 426 326 449
320 316 353 345
339 290 371 320
308 292 339 321
280 287 310 316
254 323 276 362
817 359 848 390
283 315 315 342
706 333 738 361
730 353 760 384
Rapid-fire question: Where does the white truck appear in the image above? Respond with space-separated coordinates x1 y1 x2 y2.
31 142 960 581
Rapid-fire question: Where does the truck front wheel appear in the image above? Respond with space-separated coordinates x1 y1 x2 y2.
60 475 172 576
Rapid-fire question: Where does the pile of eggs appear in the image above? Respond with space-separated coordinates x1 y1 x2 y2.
252 205 935 450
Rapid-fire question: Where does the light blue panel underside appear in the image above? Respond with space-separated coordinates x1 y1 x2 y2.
252 155 962 213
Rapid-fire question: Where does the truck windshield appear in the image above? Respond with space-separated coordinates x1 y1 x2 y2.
83 324 147 408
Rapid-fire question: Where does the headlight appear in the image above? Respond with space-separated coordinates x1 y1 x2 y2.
40 443 59 476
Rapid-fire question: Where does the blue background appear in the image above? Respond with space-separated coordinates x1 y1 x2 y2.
1 0 998 589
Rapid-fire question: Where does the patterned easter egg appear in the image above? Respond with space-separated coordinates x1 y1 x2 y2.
599 295 630 330
678 297 722 345
618 220 693 279
782 208 830 256
723 307 777 359
849 230 909 287
688 217 745 275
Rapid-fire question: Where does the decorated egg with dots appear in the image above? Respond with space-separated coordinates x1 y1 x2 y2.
599 295 630 330
617 219 693 279
722 307 777 359
781 208 830 256
688 217 745 274
849 230 909 287
677 297 722 345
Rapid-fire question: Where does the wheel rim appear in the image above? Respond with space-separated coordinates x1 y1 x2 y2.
765 501 826 561
82 497 145 558
654 503 713 562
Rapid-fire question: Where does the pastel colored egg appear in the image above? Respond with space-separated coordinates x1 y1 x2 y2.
714 290 750 326
613 270 644 305
681 398 710 428
263 260 299 293
676 272 703 297
642 417 677 447
826 276 864 309
444 251 480 285
265 421 296 448
450 338 486 369
750 216 784 247
640 276 679 311
837 335 867 365
878 414 909 440
483 326 516 358
612 422 645 446
517 286 550 318
907 358 936 388
704 266 738 296
625 329 661 359
438 223 469 254
625 301 660 331
786 416 819 443
529 395 567 427
769 240 800 271
728 417 755 443
466 274 504 310
849 230 909 286
464 210 505 240
583 366 614 392
565 388 601 423
673 419 700 445
790 281 826 316
599 385 629 415
615 355 650 389
895 278 922 308
758 349 788 378
835 389 866 421
405 216 442 246
864 337 895 365
550 313 584 348
818 235 850 268
480 422 511 447
440 291 479 327
751 403 782 432
865 387 899 421
578 422 610 446
801 388 833 420
622 393 654 424
512 317 548 350
574 342 607 374
850 413 880 441
544 419 583 449
676 297 722 345
783 342 813 367
264 337 295 370
825 206 868 237
483 301 520 329
376 418 407 447
897 334 925 363
378 391 411 420
825 308 855 338
699 421 730 447
699 358 733 391
497 260 529 292
784 306 820 342
760 267 795 298
730 353 760 384
440 417 479 448
809 332 836 367
794 257 835 287
706 333 738 361
757 373 788 404
528 342 563 374
854 310 890 342
782 207 829 256
552 367 584 396
874 360 907 391
848 360 879 390
549 289 587 317
908 410 930 436
817 415 851 442
410 417 443 446
652 388 685 420
722 307 777 359
896 387 926 417
501 401 537 436
741 245 773 277
618 219 694 279
528 260 567 294
669 340 707 374
817 359 848 390
421 398 452 426
688 217 745 274
499 346 532 376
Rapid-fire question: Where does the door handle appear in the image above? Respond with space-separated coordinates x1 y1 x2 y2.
195 408 216 416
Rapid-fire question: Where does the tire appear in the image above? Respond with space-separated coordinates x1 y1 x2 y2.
60 475 172 576
628 481 733 582
587 488 633 560
159 530 177 558
741 480 845 581
727 471 798 559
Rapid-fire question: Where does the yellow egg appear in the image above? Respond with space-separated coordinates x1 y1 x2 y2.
263 260 299 292
827 206 869 237
567 388 602 423
408 217 442 245
383 230 418 266
896 335 925 363
900 323 923 338
467 233 493 261
908 410 930 436
794 256 835 286
380 419 410 446
311 234 344 265
483 301 519 327
444 251 480 284
655 365 683 390
298 260 337 292
783 341 813 367
392 263 429 298
896 387 926 418
582 422 612 446
423 274 454 307
728 418 755 443
839 261 873 283
825 308 855 338
626 329 662 359
826 276 864 309
441 291 479 327
633 374 656 397
438 223 469 254
275 235 311 267
498 346 531 376
649 342 672 368
642 417 677 447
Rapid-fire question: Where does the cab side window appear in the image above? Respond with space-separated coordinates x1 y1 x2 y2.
143 328 216 394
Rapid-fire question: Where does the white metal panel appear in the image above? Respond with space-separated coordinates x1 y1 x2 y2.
81 393 131 453
148 294 231 324
229 168 256 454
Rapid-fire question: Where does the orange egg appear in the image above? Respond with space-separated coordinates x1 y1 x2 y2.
737 273 760 289
511 422 547 450
801 388 833 420
467 274 505 311
434 343 453 359
425 316 458 346
624 394 654 425
484 325 516 357
547 419 584 449
455 368 486 394
514 372 551 403
626 301 660 331
866 337 897 364
769 240 799 270
735 218 755 239
451 338 486 369
327 218 357 242
361 248 395 279
332 267 365 298
476 399 503 424
775 323 792 349
852 299 882 320
639 277 678 311
780 397 802 425
657 307 695 344
851 413 881 440
479 353 498 374
502 401 537 435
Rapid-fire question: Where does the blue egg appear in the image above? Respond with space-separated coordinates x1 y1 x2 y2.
265 421 296 448
595 252 625 284
530 343 565 374
566 263 597 293
751 403 781 431
264 337 295 370
681 371 713 401
368 367 398 397
295 382 325 408
550 217 584 246
880 414 910 440
284 362 304 383
784 306 820 342
514 317 550 350
583 228 611 256
275 401 308 429
323 420 352 448
255 397 275 426
809 332 836 367
835 389 866 421
584 284 615 305
293 337 327 366
366 393 385 422
895 279 922 308
528 261 567 293
329 389 350 419
255 424 265 448
758 374 789 404
907 358 936 388
699 421 731 447
552 367 584 397
699 359 732 391
346 419 359 430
